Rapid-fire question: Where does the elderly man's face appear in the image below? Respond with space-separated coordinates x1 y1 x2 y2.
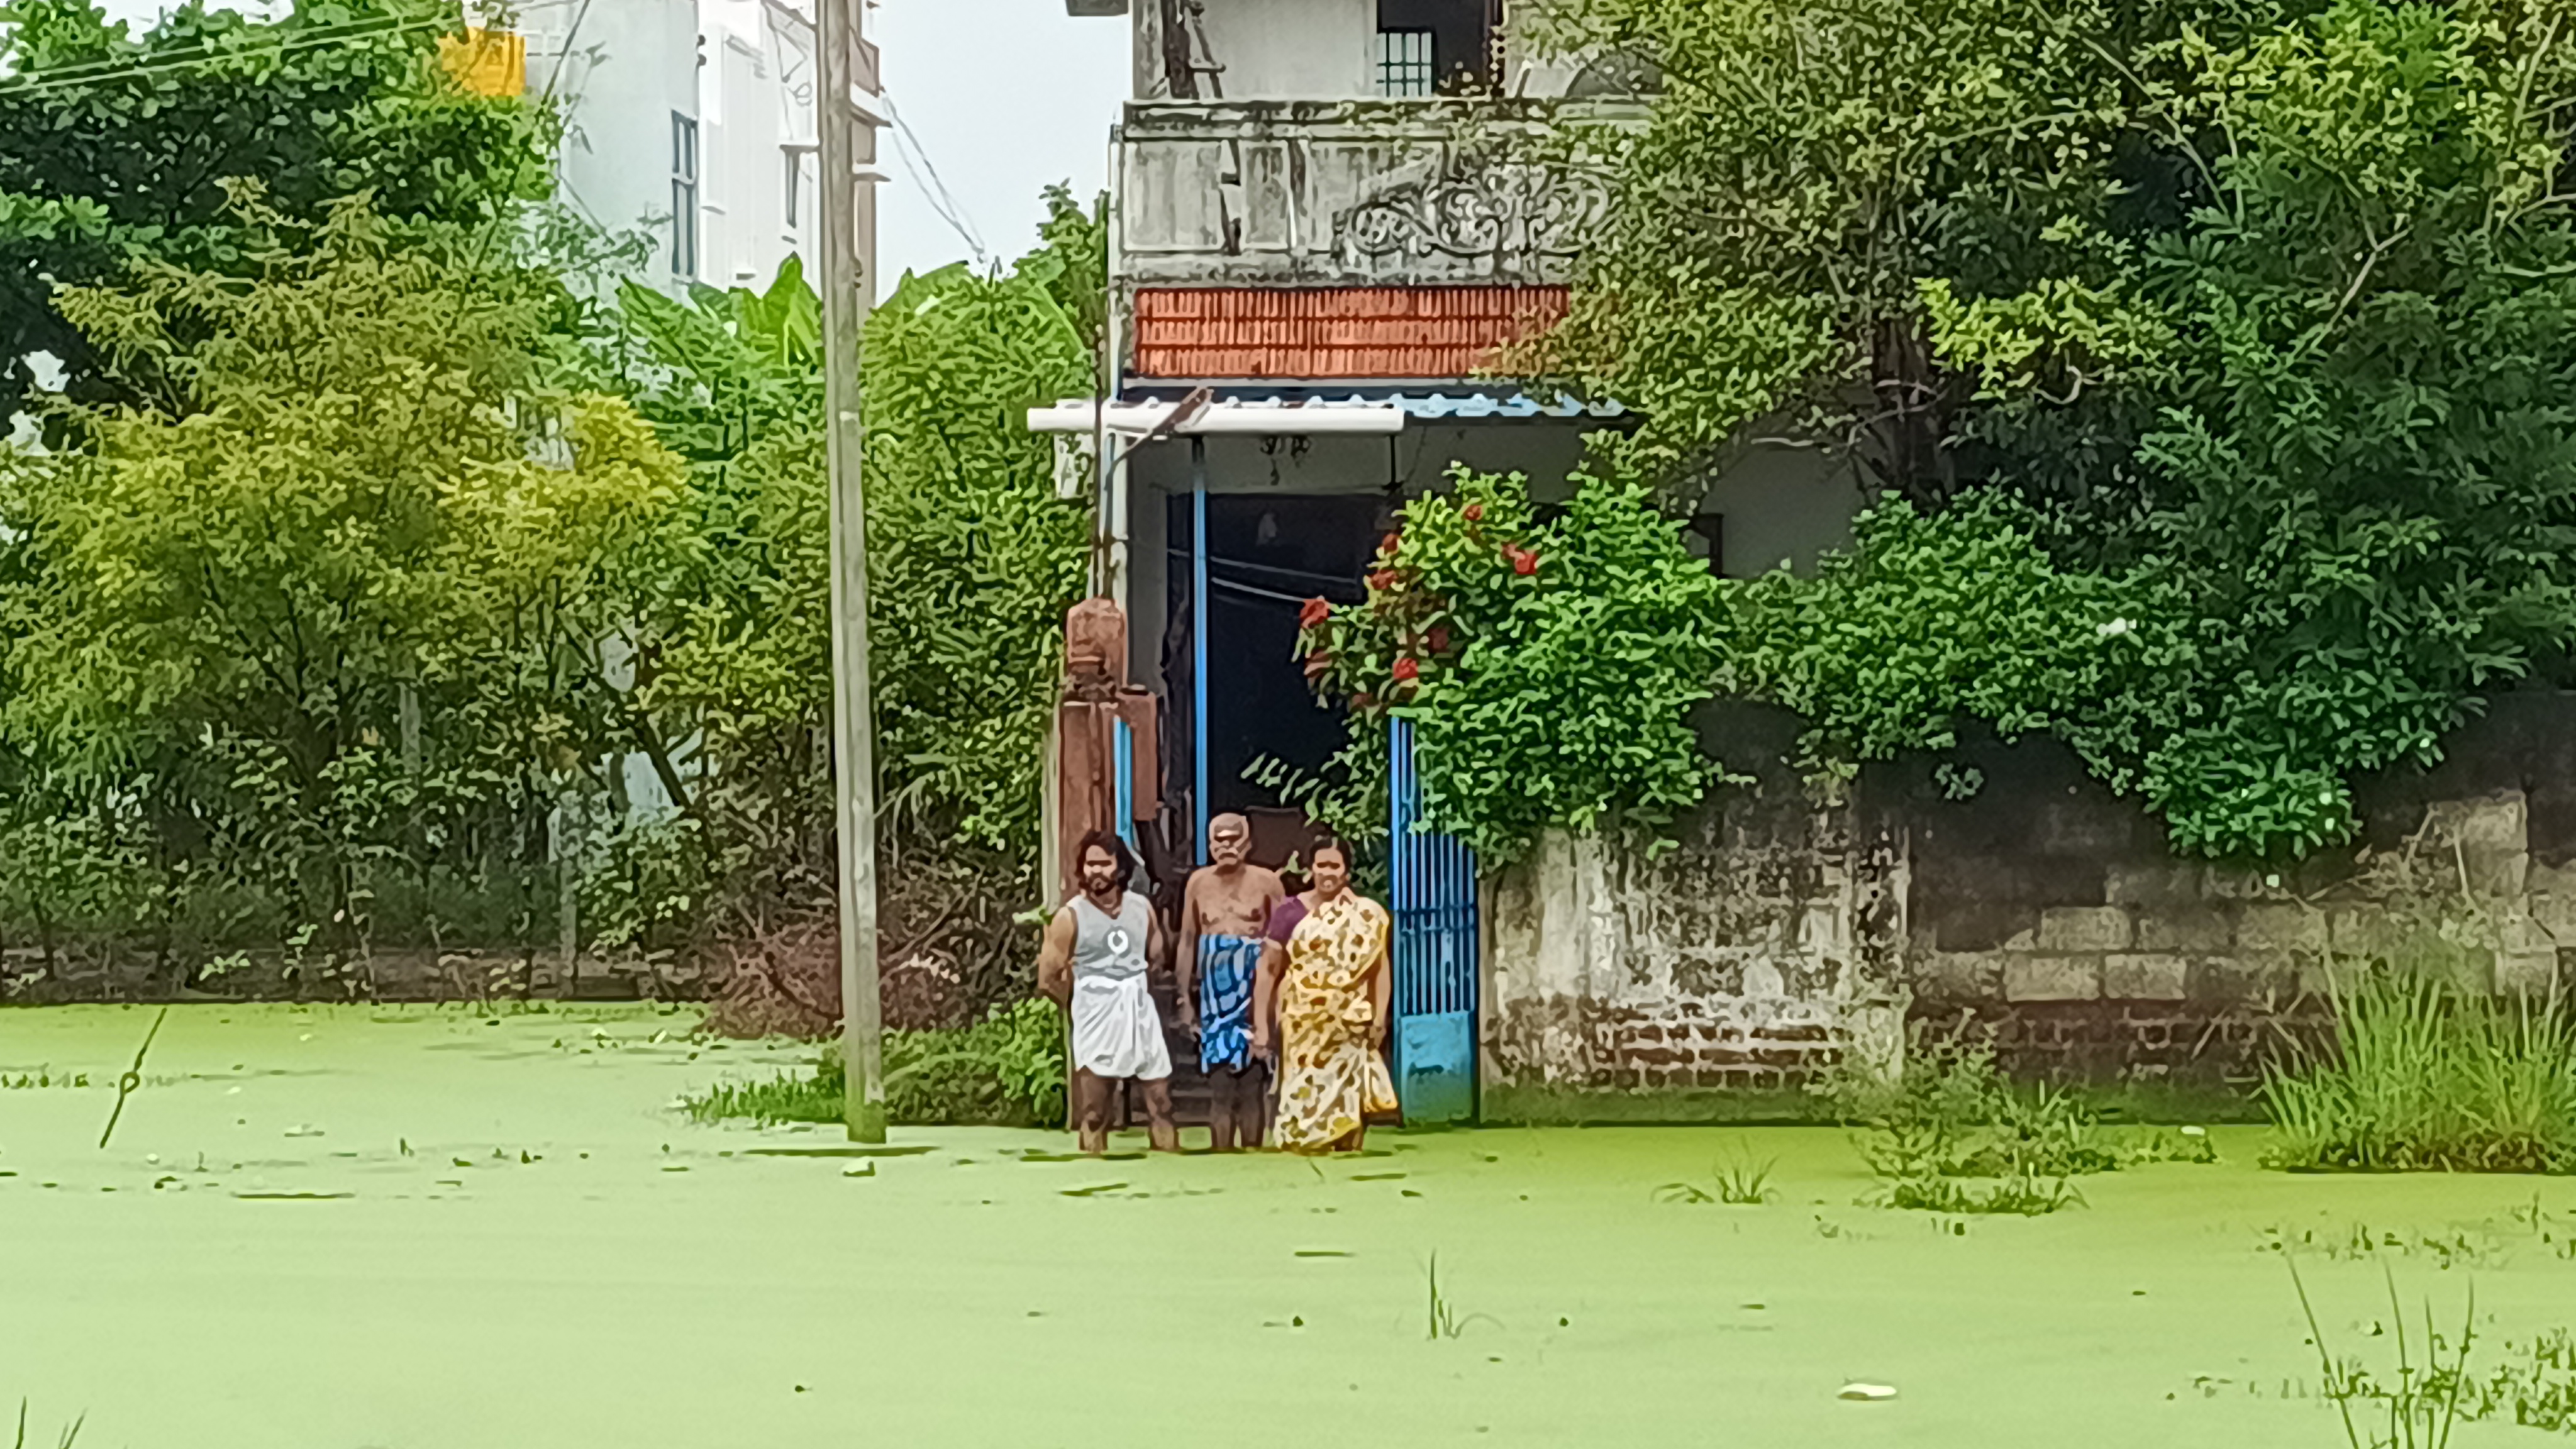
1210 818 1250 869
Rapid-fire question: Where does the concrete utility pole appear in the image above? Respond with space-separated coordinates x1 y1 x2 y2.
819 0 886 1143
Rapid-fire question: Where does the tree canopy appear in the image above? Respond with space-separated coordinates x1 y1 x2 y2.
0 192 679 980
0 0 551 420
1507 0 2576 859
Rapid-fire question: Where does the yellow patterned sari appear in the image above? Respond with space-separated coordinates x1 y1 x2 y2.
1272 890 1397 1153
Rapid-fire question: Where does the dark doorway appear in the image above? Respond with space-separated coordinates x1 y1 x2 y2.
1167 492 1389 843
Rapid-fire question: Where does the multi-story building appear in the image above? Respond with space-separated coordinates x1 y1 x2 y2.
460 0 864 296
1035 0 1868 1121
1041 0 1861 847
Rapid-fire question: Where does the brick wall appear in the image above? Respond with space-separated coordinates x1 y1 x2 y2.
1481 702 1907 1121
1477 691 2576 1117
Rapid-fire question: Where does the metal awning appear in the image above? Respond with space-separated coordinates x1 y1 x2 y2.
1383 391 1628 420
1027 397 1405 436
1028 389 1625 437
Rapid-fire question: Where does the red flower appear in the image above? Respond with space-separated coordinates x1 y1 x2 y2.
1368 569 1400 593
1379 531 1402 557
1427 625 1452 654
1392 656 1420 682
1507 547 1540 577
1299 596 1331 629
1462 502 1485 523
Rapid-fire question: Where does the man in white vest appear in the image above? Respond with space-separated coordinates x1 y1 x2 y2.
1036 830 1178 1155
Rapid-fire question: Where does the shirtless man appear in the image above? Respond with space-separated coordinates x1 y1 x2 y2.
1177 813 1285 1151
1037 831 1179 1155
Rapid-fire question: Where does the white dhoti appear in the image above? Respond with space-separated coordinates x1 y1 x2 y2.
1070 973 1172 1080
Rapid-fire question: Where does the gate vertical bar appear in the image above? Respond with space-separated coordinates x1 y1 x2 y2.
1113 717 1136 852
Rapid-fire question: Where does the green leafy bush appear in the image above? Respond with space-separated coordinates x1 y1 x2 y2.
1721 495 2184 796
684 998 1069 1128
1513 0 2576 863
1296 467 1725 863
1816 1031 2214 1213
2262 969 2576 1175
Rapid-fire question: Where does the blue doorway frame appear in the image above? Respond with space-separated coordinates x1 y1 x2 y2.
1388 717 1479 1124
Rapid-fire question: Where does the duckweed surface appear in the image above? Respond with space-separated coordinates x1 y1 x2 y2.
6 1004 2576 1448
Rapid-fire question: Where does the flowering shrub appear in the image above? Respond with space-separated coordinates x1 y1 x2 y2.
1296 467 1727 863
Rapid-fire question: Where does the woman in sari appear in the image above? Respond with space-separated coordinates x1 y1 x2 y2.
1250 838 1397 1153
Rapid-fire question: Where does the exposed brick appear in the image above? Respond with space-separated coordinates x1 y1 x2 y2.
2238 902 2328 953
2004 955 2102 1002
2192 952 2292 1001
2105 862 2206 906
2038 906 2133 952
2137 907 2232 953
1916 951 2002 1001
1924 897 2039 953
2104 953 2188 1001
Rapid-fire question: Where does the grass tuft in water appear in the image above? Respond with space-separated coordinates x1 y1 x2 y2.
680 999 1067 1128
1816 1034 2109 1213
1424 1252 1501 1341
2261 969 2576 1175
13 1401 83 1449
1653 1140 1776 1206
2289 1258 2475 1449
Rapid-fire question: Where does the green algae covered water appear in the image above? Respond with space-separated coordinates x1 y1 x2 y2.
5 1004 2574 1448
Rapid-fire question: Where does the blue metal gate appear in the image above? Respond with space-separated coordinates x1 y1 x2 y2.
1388 717 1479 1124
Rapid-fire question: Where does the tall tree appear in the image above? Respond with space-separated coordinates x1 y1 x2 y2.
1516 0 2576 858
0 194 680 970
0 0 552 421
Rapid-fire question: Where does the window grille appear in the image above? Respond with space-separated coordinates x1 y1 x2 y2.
1375 29 1434 96
670 113 700 277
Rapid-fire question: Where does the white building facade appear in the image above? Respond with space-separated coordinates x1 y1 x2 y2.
511 0 851 294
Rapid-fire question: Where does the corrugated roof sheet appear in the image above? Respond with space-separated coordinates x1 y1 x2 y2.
1131 286 1570 380
1387 391 1626 419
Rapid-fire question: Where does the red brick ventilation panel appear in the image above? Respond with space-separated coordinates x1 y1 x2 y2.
1130 286 1570 381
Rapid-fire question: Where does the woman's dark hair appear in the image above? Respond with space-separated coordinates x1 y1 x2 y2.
1075 829 1136 892
1309 836 1351 867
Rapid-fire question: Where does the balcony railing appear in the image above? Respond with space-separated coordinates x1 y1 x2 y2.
1114 97 1641 289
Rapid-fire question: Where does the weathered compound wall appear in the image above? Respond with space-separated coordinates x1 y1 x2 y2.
1479 691 2576 1121
1480 704 1907 1121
